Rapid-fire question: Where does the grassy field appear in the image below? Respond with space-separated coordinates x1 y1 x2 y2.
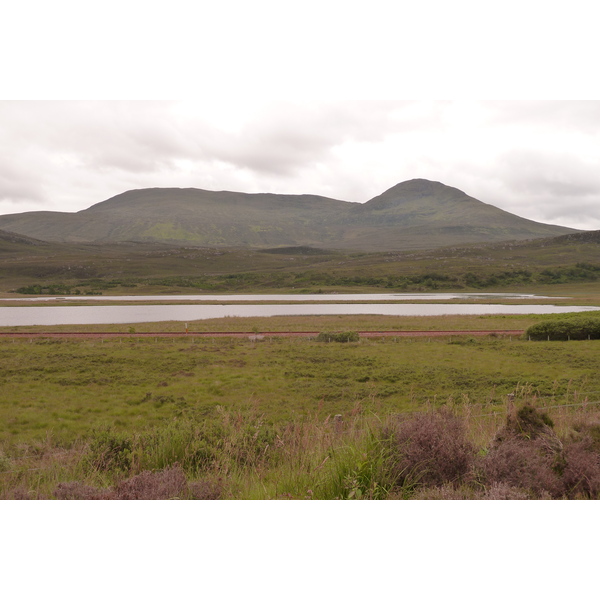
2 309 600 499
2 322 600 444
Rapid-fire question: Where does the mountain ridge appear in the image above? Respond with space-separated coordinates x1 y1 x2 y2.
0 179 579 251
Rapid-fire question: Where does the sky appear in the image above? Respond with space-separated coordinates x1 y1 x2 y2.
2 99 600 230
2 1 600 232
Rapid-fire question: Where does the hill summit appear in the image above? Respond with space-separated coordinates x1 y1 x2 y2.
0 179 578 251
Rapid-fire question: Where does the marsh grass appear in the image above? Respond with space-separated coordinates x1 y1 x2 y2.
2 332 600 447
4 401 600 499
3 318 600 499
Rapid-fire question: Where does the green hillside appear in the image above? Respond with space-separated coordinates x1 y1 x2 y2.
1 228 599 297
0 179 576 251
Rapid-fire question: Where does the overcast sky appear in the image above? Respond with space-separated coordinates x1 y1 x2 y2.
2 99 600 230
2 1 600 231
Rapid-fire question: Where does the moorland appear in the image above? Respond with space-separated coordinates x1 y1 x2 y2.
1 179 600 499
2 313 600 500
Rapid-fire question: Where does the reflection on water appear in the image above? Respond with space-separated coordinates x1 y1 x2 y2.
0 303 597 327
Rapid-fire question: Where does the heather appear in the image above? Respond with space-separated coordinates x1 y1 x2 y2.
3 402 600 500
3 320 600 499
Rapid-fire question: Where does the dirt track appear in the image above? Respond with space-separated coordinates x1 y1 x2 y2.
0 330 525 339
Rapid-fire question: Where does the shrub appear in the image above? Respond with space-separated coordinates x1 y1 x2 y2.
316 331 359 343
481 482 531 500
187 480 223 500
51 466 223 500
561 440 600 499
482 437 563 498
114 464 188 499
410 484 481 500
503 404 563 457
88 429 134 472
383 409 475 490
54 481 114 500
570 419 600 452
502 404 555 440
408 482 530 500
525 317 600 341
483 404 564 498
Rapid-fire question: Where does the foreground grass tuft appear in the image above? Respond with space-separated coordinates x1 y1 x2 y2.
3 403 600 500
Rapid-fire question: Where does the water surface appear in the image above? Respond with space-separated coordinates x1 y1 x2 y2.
0 303 597 327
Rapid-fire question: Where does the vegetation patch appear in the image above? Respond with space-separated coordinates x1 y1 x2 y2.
3 404 600 499
315 331 360 343
526 317 600 340
2 310 600 499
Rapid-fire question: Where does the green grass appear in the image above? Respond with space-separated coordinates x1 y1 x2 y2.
2 321 600 447
3 309 600 500
3 398 600 500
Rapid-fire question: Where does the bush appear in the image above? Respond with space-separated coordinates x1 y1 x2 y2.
52 465 223 500
483 404 564 498
525 317 600 341
316 331 359 343
383 409 475 490
561 420 600 498
561 440 600 499
54 482 113 500
482 437 563 498
88 429 134 472
114 465 188 499
503 404 555 439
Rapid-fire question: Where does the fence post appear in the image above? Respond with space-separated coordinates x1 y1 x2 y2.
506 393 515 419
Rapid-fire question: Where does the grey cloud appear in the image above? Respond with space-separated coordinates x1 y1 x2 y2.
495 149 600 199
1 101 194 175
1 100 600 231
0 159 48 204
487 101 600 134
66 103 195 173
543 197 600 221
196 101 426 176
0 174 46 204
0 101 447 196
484 149 600 229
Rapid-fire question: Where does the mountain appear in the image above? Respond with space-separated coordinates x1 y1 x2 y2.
342 179 579 249
0 228 49 249
0 179 578 251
